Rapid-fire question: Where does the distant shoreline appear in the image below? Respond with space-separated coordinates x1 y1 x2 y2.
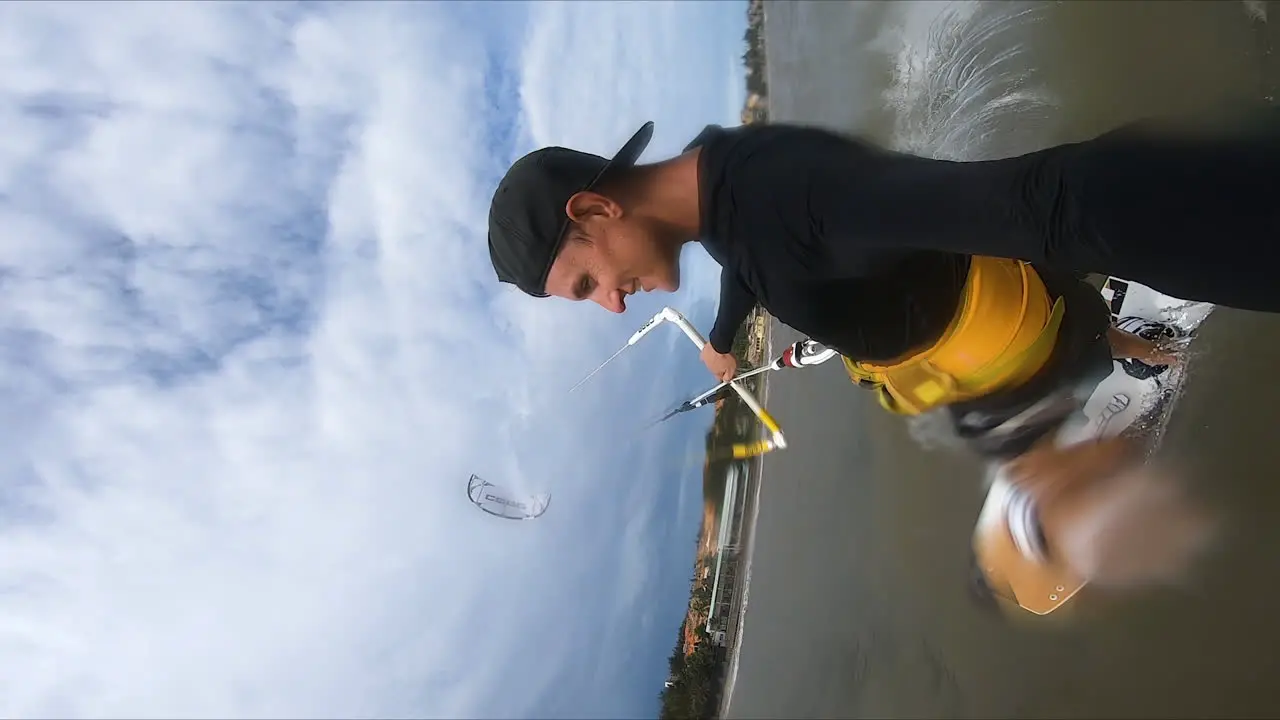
716 320 771 720
658 1 771 717
740 0 768 127
739 0 771 360
714 0 772 716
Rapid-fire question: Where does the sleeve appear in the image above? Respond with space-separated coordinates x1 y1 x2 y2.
708 266 757 355
729 124 939 281
801 136 1055 275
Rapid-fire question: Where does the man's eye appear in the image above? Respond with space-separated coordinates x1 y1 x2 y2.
578 278 594 297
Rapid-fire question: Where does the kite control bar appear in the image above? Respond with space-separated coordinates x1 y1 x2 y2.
571 307 791 458
655 307 787 457
679 339 839 411
641 338 842 438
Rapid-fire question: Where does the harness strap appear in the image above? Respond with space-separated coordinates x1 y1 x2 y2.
844 260 1067 416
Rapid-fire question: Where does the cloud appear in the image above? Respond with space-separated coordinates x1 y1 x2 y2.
0 1 747 718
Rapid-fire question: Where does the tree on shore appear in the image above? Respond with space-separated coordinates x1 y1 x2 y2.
742 0 768 98
658 627 723 719
658 535 727 718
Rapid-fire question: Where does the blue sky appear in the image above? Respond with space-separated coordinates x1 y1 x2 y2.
0 1 747 717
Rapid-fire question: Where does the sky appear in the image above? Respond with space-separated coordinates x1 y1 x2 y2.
0 1 748 718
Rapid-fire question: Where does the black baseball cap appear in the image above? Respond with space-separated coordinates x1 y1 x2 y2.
488 121 655 297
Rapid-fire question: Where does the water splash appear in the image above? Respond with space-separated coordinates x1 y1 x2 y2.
874 1 1060 159
1242 0 1268 24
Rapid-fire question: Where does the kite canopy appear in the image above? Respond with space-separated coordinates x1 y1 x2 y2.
467 474 551 521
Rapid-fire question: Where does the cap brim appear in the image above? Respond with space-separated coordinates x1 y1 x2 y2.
585 121 655 192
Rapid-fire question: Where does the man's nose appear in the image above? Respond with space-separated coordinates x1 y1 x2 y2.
594 288 627 314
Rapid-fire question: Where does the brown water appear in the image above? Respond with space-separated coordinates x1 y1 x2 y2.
726 2 1280 717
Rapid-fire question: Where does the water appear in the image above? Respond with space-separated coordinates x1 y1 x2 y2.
725 1 1280 717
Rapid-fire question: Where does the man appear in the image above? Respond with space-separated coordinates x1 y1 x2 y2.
489 118 1280 438
488 118 1252 600
491 116 1269 365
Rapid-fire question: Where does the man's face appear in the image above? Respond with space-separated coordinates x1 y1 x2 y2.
542 190 682 313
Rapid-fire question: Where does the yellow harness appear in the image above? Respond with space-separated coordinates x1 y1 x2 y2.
843 257 1066 416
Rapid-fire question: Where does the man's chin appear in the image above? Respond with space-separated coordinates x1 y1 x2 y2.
645 277 679 294
665 268 682 292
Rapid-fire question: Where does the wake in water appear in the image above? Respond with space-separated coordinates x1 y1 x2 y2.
864 2 1231 598
874 0 1061 159
1242 0 1269 24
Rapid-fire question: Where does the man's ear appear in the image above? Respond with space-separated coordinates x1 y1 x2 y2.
565 190 620 223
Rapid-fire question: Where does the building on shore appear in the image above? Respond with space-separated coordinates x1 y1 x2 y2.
704 460 748 637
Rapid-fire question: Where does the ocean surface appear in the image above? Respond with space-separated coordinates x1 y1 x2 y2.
725 1 1280 718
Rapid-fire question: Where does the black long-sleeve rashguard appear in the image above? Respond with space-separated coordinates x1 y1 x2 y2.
692 123 974 361
691 111 1280 360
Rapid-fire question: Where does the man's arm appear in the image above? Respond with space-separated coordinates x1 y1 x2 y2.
723 123 931 281
708 266 757 355
799 128 1053 273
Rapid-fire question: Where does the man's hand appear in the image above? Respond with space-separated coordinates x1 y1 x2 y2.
1004 435 1141 505
700 344 739 383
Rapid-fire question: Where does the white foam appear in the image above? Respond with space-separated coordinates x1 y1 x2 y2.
1242 0 1268 23
874 1 1060 158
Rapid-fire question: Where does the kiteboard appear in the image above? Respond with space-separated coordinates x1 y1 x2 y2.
971 276 1215 617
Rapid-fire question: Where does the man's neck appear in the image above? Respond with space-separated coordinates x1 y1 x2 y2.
628 149 704 246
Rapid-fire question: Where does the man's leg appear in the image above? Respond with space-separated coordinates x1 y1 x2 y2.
1106 325 1180 366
